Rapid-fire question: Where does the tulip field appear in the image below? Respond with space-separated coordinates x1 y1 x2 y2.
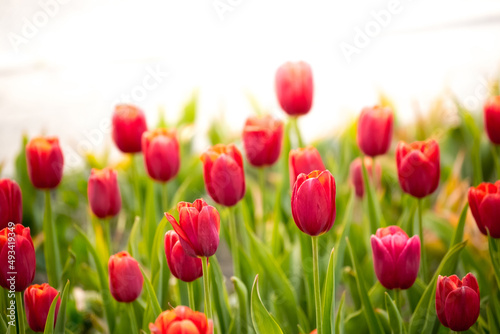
2 61 500 334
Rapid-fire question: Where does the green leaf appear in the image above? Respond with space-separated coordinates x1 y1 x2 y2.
450 203 468 247
488 300 500 334
176 90 198 126
43 292 60 334
150 217 170 308
210 256 232 333
43 191 62 288
127 216 141 259
385 292 403 334
231 276 250 334
54 280 71 333
139 265 162 318
361 157 385 233
334 192 354 293
335 292 346 334
322 247 336 334
488 234 500 288
251 276 284 334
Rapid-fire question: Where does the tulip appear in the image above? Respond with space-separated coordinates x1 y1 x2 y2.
357 106 393 157
275 61 314 116
0 224 36 291
87 168 122 219
0 178 23 229
24 283 61 332
201 144 245 207
108 251 143 302
468 181 500 238
112 104 148 153
26 136 64 189
149 306 213 334
310 330 317 334
289 147 326 189
165 230 203 282
349 157 381 198
370 226 420 289
436 273 480 331
484 96 500 145
242 115 284 167
396 139 440 198
142 128 180 182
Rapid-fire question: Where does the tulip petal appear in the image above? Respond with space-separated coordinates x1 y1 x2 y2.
444 286 480 331
395 235 420 289
370 235 396 289
293 178 332 236
197 206 220 257
479 193 500 238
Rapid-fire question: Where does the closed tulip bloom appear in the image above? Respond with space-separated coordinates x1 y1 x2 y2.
0 224 36 291
349 157 381 198
149 306 213 334
87 168 121 219
357 106 393 156
165 230 203 282
242 115 284 167
0 179 23 229
201 144 245 207
436 273 480 331
24 283 61 332
142 128 180 182
370 226 420 289
289 147 326 189
275 61 314 116
165 199 220 258
112 104 148 153
291 170 336 236
108 251 143 302
468 181 500 238
26 136 64 189
396 139 440 198
484 96 500 145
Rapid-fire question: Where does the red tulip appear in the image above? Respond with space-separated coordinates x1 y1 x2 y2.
357 106 393 157
87 168 121 219
468 181 500 238
165 230 203 282
242 115 284 167
291 170 336 236
24 283 61 332
436 273 480 331
142 128 180 182
370 226 420 289
349 157 381 198
484 96 500 145
26 136 64 189
112 104 148 153
0 224 36 291
108 251 143 302
149 306 213 334
201 144 245 207
275 61 314 117
396 139 440 198
165 199 220 258
289 147 326 189
0 179 23 229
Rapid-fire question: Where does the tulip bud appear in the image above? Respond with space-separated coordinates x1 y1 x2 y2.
142 128 180 182
108 251 143 302
26 137 64 189
484 96 500 145
165 230 203 282
310 330 317 334
87 168 121 219
289 147 326 189
370 226 420 289
396 139 440 198
201 144 245 207
468 181 500 238
0 179 23 229
149 306 213 334
24 283 61 332
291 170 336 236
165 199 220 258
349 157 381 198
357 106 393 157
275 61 314 116
436 273 480 331
112 104 148 153
242 115 284 167
0 224 36 291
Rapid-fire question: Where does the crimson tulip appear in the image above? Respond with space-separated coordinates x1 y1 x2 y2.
468 181 500 238
165 230 203 282
149 306 213 334
242 115 284 167
26 136 64 189
142 128 180 182
357 106 393 156
289 147 326 189
112 104 148 153
0 178 22 229
87 168 121 219
24 283 61 332
108 251 143 302
484 96 500 145
275 61 314 116
349 157 381 198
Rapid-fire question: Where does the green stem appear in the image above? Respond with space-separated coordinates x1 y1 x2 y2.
228 207 241 278
201 257 212 319
162 182 169 211
312 236 322 334
394 289 402 312
418 199 427 282
102 218 112 258
291 117 305 148
44 191 62 288
187 282 196 310
491 145 500 180
130 154 142 217
15 292 25 334
258 168 266 238
127 303 139 334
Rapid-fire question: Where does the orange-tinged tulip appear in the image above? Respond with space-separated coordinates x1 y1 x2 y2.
24 283 61 332
26 136 64 189
112 104 148 153
149 306 213 334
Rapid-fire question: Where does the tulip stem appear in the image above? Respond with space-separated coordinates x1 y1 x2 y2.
187 282 196 310
44 190 62 289
394 288 402 312
130 154 142 217
102 218 112 258
15 292 25 334
312 236 322 334
491 145 500 180
162 182 169 211
258 168 266 238
126 302 139 334
417 199 427 282
201 256 212 319
228 207 241 278
291 117 305 147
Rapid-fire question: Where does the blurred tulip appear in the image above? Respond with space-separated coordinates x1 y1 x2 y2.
484 96 500 145
242 115 284 167
108 251 143 302
0 178 22 229
201 144 245 206
165 199 220 258
396 139 440 198
370 226 420 289
87 168 121 219
112 104 148 153
165 230 203 282
26 136 64 189
468 181 500 238
24 283 61 332
357 106 393 156
291 170 336 236
310 330 317 334
142 128 180 182
149 306 213 334
0 224 35 291
275 61 314 116
436 273 480 331
289 147 325 189
349 157 381 198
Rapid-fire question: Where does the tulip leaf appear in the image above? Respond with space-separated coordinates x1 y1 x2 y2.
43 292 60 334
487 233 500 288
251 275 284 334
54 280 71 333
139 265 162 318
385 292 403 334
488 301 500 334
43 190 62 289
335 292 346 334
322 247 336 334
150 216 170 308
210 256 232 333
334 191 354 293
450 203 468 247
127 216 141 259
361 157 385 233
231 276 250 334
